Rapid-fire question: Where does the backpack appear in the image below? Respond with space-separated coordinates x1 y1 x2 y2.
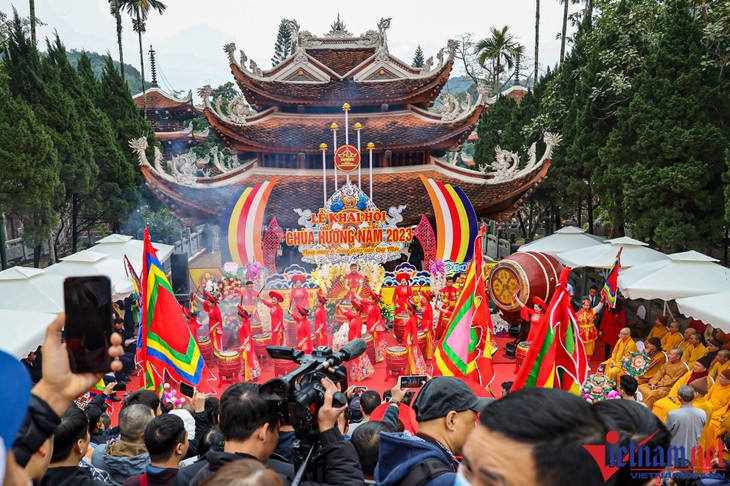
399 457 453 486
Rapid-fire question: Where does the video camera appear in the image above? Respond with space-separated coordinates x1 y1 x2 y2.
259 339 366 446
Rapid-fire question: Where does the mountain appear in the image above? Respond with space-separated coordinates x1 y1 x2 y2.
66 50 146 94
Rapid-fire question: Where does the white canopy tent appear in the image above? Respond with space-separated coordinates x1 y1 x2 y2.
90 234 174 272
0 267 65 313
517 226 605 257
676 291 730 333
617 250 730 301
557 236 669 269
0 310 57 359
43 250 134 299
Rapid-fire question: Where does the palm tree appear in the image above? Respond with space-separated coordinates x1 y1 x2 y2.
28 0 36 45
123 0 167 116
534 0 540 83
559 0 570 62
475 26 519 87
109 0 125 80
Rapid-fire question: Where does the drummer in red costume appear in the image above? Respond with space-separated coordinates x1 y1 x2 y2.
183 306 202 343
289 275 310 314
419 291 435 360
512 294 547 344
392 273 413 314
339 300 374 381
313 290 329 348
259 291 285 346
355 291 387 363
343 263 365 300
293 306 314 354
194 292 223 352
436 275 458 340
404 299 427 374
237 306 261 381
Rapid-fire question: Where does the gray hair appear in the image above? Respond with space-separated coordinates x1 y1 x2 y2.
120 403 155 442
671 347 683 358
677 385 696 403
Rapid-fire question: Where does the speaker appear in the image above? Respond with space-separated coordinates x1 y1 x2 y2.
170 253 190 297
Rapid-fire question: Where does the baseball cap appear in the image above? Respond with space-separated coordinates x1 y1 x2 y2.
412 376 491 422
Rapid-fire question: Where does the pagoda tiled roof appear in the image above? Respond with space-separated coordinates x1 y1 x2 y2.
202 104 483 155
133 87 201 114
139 157 550 228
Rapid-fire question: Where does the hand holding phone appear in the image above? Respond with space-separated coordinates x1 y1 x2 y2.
399 375 428 389
180 382 195 399
63 276 113 374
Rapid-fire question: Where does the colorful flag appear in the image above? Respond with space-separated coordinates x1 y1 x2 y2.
512 267 588 394
140 227 216 394
433 226 495 388
601 248 623 309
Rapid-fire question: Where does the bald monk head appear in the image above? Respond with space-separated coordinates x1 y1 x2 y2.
683 328 696 340
669 322 680 333
618 327 631 342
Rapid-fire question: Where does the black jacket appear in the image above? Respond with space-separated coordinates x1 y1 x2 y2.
39 466 108 486
14 394 61 468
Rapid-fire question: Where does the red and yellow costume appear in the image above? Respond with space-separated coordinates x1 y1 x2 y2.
419 292 435 360
262 291 285 346
183 307 202 343
519 297 547 344
203 294 223 352
237 306 261 381
405 300 427 375
392 273 413 315
313 292 329 348
577 300 603 356
289 275 310 312
342 301 374 381
293 306 313 354
436 281 458 339
363 295 387 362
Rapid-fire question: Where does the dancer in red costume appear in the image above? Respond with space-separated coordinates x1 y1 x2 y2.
293 305 314 354
392 273 413 314
419 291 435 360
512 294 547 344
435 274 458 340
338 300 374 381
183 306 202 343
355 292 387 363
289 275 310 313
237 306 261 381
404 299 427 374
195 292 223 351
313 291 329 348
259 291 285 346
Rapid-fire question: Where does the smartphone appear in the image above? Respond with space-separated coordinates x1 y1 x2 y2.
113 382 127 392
400 375 428 389
63 276 113 374
353 386 368 394
180 382 195 399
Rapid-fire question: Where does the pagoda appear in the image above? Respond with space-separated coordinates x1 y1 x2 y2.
132 47 208 158
137 18 553 229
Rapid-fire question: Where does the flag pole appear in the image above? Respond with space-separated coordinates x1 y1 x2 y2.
331 123 338 191
320 143 328 207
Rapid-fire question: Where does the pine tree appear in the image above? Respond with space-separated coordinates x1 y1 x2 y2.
412 45 424 68
473 96 519 169
271 19 292 66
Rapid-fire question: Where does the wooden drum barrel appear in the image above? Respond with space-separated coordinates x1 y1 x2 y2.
363 332 375 363
286 317 297 348
251 323 263 336
253 333 271 362
386 346 408 377
515 341 530 370
488 251 563 324
216 350 241 377
273 358 298 377
198 336 213 362
393 313 409 343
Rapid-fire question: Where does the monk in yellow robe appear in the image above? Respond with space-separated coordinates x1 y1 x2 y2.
709 350 730 381
705 370 730 451
652 356 711 420
638 348 691 409
662 321 684 352
637 338 668 385
602 327 638 382
647 315 670 342
682 333 709 369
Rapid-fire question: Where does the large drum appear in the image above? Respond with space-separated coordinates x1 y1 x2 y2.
515 341 530 370
393 313 409 343
253 333 271 362
273 358 298 377
386 346 408 377
198 336 213 362
216 350 241 378
363 332 375 363
251 323 263 336
286 317 297 348
488 251 563 324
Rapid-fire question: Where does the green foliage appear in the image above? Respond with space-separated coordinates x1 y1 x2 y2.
475 26 520 86
271 19 292 67
474 96 520 169
66 49 145 94
412 45 424 68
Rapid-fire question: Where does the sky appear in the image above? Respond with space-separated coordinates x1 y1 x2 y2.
4 0 583 101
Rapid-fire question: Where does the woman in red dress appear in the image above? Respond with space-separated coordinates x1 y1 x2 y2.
293 305 314 354
355 292 387 363
600 301 626 360
237 306 261 381
183 306 202 343
404 299 427 374
512 294 547 344
392 273 413 315
260 291 285 346
195 292 223 352
289 275 310 314
338 300 374 381
313 291 329 348
419 291 435 360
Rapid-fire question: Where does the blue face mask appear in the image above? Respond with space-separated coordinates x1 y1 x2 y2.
454 465 472 486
